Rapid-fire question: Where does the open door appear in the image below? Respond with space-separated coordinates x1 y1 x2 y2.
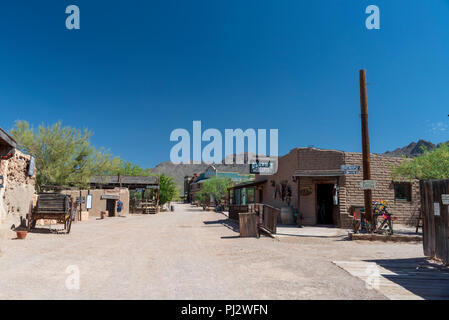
316 184 334 225
106 199 116 217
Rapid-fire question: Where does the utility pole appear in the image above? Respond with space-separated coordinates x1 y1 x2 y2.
359 69 373 230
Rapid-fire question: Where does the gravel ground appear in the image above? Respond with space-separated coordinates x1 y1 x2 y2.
0 204 425 300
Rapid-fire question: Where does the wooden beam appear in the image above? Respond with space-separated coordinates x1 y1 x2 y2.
0 128 16 149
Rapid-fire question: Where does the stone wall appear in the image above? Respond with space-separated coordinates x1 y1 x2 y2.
0 150 36 228
339 153 420 228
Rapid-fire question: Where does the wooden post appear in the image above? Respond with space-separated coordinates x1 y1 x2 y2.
79 189 82 221
359 69 373 230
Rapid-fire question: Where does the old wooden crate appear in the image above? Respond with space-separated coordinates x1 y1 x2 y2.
238 212 259 238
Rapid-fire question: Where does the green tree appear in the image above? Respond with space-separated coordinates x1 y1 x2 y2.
118 160 152 176
392 143 449 180
10 120 121 190
158 174 179 206
196 177 234 208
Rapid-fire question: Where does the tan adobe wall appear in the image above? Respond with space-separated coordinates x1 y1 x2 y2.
62 188 129 217
297 148 345 170
256 149 299 210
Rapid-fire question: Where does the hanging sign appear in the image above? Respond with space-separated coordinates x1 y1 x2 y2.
249 157 277 175
434 202 441 216
341 165 360 175
360 180 376 190
28 156 35 176
441 194 449 205
86 194 92 210
0 175 4 188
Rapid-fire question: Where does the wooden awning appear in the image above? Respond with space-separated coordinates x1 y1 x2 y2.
0 128 16 149
90 175 160 189
293 169 344 177
228 180 267 191
101 194 120 200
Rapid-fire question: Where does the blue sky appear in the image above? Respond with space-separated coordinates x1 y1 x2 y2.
0 1 448 167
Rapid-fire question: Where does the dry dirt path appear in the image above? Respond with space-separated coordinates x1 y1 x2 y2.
0 204 425 299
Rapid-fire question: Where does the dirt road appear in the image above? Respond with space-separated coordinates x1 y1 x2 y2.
0 204 424 299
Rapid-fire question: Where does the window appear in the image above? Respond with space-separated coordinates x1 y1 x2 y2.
394 182 412 201
247 188 255 204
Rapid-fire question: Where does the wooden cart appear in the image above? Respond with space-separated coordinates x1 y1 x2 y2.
27 193 75 234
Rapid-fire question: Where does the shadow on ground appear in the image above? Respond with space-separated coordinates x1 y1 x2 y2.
203 219 239 233
366 257 449 300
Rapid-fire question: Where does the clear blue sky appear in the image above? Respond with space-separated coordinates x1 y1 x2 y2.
0 1 448 167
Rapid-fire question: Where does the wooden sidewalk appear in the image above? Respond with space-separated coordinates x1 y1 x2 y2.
334 258 449 300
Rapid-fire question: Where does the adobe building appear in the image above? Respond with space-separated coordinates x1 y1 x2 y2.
0 128 36 229
62 188 130 218
246 148 419 228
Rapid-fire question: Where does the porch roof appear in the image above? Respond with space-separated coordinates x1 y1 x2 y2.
293 169 344 177
0 127 16 149
90 175 159 189
228 179 267 191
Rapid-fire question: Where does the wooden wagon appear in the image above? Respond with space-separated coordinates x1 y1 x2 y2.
27 193 75 234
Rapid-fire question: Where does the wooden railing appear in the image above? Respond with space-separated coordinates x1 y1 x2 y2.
228 203 280 234
229 204 249 220
258 204 280 234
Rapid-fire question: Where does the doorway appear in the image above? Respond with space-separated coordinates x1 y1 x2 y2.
106 199 116 217
316 184 334 225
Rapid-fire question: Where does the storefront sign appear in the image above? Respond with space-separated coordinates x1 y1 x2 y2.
360 180 376 190
299 186 313 196
341 165 360 175
101 194 120 200
250 158 277 175
441 194 449 205
146 185 160 190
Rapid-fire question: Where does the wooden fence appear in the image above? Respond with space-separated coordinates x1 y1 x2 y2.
420 179 449 265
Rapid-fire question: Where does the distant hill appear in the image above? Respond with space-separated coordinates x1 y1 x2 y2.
150 161 250 193
383 139 447 158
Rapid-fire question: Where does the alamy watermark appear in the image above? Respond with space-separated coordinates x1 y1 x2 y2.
66 5 80 30
365 5 380 30
64 5 379 31
169 121 278 173
65 265 80 290
364 264 380 290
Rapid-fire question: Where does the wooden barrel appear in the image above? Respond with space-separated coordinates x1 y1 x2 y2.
280 206 295 225
238 213 259 238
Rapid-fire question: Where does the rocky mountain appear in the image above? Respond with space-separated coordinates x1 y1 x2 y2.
383 139 448 158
